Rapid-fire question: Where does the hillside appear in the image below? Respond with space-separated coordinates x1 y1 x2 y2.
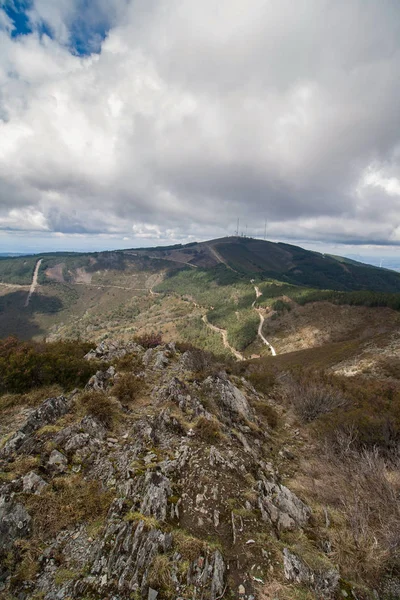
0 337 399 599
0 238 399 372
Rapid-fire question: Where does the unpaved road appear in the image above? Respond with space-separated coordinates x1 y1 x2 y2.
256 310 277 356
252 285 277 356
202 314 244 361
25 259 42 307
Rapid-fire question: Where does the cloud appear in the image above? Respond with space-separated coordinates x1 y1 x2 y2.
1 0 400 249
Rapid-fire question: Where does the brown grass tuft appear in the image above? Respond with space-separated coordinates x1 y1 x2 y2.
78 390 119 428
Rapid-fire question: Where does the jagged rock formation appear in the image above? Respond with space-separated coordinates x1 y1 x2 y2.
0 340 341 600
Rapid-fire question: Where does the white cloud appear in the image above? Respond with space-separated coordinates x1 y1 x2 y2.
1 0 400 248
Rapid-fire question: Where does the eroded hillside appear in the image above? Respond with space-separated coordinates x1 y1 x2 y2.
1 338 399 599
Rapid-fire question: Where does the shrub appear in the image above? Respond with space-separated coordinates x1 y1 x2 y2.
147 555 174 599
194 416 222 442
133 332 162 348
253 401 279 429
79 391 119 428
112 373 143 405
0 337 96 396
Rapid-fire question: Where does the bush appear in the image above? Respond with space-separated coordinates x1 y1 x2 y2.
0 337 96 396
112 373 143 405
79 391 119 428
317 377 400 454
133 332 162 348
253 401 279 429
194 416 222 442
287 381 348 423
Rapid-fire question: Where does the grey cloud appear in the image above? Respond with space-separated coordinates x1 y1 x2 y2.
1 1 400 246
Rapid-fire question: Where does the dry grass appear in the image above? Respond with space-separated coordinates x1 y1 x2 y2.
194 416 222 443
173 529 207 561
27 475 112 540
77 390 119 428
112 373 143 405
294 444 400 588
147 554 174 598
0 384 63 412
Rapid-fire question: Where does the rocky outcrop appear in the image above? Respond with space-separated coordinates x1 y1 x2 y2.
283 548 339 598
0 395 70 457
0 340 339 600
85 365 116 391
257 476 311 531
84 340 144 361
0 488 32 553
203 375 254 422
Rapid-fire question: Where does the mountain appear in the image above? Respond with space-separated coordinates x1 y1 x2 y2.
1 238 400 599
0 337 399 600
0 236 399 371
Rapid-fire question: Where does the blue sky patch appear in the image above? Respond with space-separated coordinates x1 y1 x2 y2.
2 0 109 55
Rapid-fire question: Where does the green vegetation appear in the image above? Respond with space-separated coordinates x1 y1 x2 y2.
0 256 39 285
0 337 96 395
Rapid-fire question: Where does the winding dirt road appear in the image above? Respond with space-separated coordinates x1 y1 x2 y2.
202 314 244 361
25 259 42 307
252 285 277 356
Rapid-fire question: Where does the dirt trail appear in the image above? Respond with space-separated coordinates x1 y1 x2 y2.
202 314 244 361
25 259 42 307
207 244 238 273
252 285 277 356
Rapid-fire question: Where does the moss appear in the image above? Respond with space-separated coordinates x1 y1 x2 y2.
124 511 160 530
54 568 80 586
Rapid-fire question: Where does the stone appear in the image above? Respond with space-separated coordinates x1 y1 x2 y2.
22 471 48 495
204 376 254 422
257 476 311 531
283 548 339 598
1 395 70 457
48 449 68 473
148 588 158 600
153 351 169 369
0 492 31 552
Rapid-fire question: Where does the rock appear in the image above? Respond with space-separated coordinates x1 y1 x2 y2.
154 351 169 369
85 340 144 362
22 471 48 495
86 366 116 391
283 548 339 598
257 476 311 531
148 588 158 600
140 471 172 521
0 491 31 552
48 449 68 474
210 550 226 600
1 395 70 457
204 376 254 422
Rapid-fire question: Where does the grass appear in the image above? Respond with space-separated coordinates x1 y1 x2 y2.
77 391 120 429
26 475 112 540
124 511 161 530
194 416 222 443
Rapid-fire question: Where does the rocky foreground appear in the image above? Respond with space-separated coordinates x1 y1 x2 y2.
1 341 344 599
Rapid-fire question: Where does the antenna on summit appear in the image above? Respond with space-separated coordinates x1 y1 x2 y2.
236 218 240 236
264 220 267 240
380 258 384 268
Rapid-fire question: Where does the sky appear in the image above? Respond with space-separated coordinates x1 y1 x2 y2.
1 1 400 261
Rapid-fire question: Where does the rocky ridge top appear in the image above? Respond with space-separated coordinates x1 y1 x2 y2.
0 340 341 600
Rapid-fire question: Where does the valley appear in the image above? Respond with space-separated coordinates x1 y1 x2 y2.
0 237 399 377
0 237 399 600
